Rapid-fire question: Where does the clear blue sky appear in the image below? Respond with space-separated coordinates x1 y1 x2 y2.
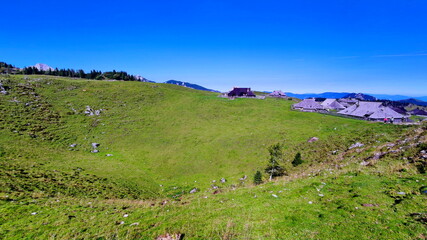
1 0 427 95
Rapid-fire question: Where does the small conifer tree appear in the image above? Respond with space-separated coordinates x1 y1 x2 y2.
254 171 263 185
292 152 303 167
265 143 286 180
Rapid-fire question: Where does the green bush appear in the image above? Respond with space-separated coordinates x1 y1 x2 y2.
292 152 303 167
253 171 263 185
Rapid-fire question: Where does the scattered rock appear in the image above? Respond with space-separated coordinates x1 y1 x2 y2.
69 144 77 148
189 188 198 194
307 137 319 143
91 149 99 153
211 185 218 189
84 106 103 116
308 201 313 204
397 192 406 195
0 83 8 95
386 143 396 148
31 212 37 215
239 175 247 181
372 152 384 160
123 214 129 218
272 194 278 198
130 222 139 226
220 178 226 183
362 203 378 207
106 154 113 157
92 143 100 148
349 142 364 150
156 233 184 240
318 194 324 197
360 161 370 166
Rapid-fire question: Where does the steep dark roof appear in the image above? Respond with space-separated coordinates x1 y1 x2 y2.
410 109 427 116
227 88 256 97
390 106 408 115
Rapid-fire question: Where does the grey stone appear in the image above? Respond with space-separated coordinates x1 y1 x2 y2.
360 161 370 166
106 154 113 157
69 144 77 148
373 152 384 160
85 106 102 116
349 142 364 150
92 143 100 148
0 83 8 95
220 178 226 183
307 137 319 143
91 149 99 153
156 233 183 240
189 188 198 194
239 175 247 181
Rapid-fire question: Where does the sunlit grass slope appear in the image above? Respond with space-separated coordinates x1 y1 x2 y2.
0 75 404 195
1 75 426 239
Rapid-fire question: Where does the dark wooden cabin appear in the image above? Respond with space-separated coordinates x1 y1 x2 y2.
227 87 256 97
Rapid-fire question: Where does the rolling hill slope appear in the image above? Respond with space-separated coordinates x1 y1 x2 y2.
0 75 397 192
1 75 426 239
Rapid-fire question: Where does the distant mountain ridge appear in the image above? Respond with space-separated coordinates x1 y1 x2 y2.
165 80 220 92
398 98 427 107
344 93 377 101
285 92 427 102
285 92 351 99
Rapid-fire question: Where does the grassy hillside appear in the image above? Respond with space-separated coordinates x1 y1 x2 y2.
1 75 426 239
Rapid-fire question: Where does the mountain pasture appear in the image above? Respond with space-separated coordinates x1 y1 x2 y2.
1 75 426 239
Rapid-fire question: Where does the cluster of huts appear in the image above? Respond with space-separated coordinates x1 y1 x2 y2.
292 97 427 123
223 87 427 123
224 88 288 99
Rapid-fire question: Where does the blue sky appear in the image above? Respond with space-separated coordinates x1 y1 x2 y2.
1 0 427 95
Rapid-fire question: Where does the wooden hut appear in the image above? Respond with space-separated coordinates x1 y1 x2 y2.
227 87 256 98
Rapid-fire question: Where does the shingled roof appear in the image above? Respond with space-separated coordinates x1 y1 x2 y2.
269 90 287 97
321 99 345 110
338 101 404 119
293 99 324 111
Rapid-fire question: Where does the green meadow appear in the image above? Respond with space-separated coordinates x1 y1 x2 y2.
1 75 426 239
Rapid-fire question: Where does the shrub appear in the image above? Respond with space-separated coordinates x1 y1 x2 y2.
253 171 263 185
292 152 303 167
